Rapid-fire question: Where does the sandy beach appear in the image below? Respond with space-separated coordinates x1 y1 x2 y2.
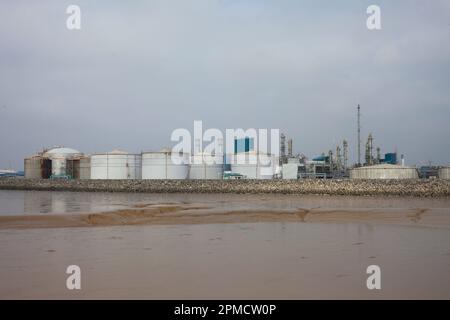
0 190 449 299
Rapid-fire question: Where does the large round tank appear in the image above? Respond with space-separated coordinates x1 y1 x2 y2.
230 152 277 179
189 153 224 179
90 150 141 179
438 167 450 180
350 164 419 179
43 147 83 176
141 150 189 179
24 156 43 179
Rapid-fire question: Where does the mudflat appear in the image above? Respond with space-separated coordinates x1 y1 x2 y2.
0 190 449 299
0 204 449 229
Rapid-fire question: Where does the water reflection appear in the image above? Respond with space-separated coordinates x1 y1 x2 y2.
0 189 449 216
23 192 93 215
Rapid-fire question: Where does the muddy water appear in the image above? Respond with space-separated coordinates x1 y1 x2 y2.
1 190 449 216
0 190 449 299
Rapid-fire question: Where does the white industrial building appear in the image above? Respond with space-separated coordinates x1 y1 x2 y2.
230 152 278 179
282 158 300 179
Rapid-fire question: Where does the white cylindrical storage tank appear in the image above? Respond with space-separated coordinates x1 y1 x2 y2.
90 150 141 179
349 164 419 179
189 153 224 179
24 156 43 179
439 167 450 180
142 149 189 179
230 152 277 179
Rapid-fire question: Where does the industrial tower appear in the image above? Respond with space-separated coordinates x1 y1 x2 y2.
357 104 361 166
343 140 348 170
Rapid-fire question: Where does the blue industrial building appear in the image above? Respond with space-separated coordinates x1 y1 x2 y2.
234 137 254 154
382 153 397 165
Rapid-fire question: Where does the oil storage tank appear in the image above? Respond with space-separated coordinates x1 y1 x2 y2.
24 156 44 179
230 152 277 179
90 150 141 179
350 164 419 179
43 147 83 177
25 147 82 179
189 153 224 179
439 166 450 180
142 149 189 179
79 157 91 180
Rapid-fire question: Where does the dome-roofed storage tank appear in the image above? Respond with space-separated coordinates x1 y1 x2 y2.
90 150 141 179
142 149 189 179
230 152 278 179
439 166 450 180
189 153 224 179
23 147 83 178
349 164 419 179
43 147 83 177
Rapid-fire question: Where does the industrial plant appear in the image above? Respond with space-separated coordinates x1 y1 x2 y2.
20 106 449 181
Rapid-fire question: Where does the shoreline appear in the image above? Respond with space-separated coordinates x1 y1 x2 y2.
1 177 449 197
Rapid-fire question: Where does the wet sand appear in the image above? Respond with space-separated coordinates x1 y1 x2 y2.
1 222 450 299
0 190 449 299
0 205 449 229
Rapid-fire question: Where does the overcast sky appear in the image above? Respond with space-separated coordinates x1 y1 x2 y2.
1 0 449 169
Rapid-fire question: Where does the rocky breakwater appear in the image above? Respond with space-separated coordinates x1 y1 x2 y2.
0 178 449 197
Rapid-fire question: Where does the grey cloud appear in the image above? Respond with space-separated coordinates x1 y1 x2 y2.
0 0 449 169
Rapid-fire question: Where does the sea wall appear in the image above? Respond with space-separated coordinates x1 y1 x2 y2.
1 178 449 197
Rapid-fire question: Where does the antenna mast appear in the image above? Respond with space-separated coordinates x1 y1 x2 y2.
357 104 361 166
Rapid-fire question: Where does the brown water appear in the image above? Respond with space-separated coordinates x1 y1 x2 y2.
0 190 449 299
1 190 449 216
